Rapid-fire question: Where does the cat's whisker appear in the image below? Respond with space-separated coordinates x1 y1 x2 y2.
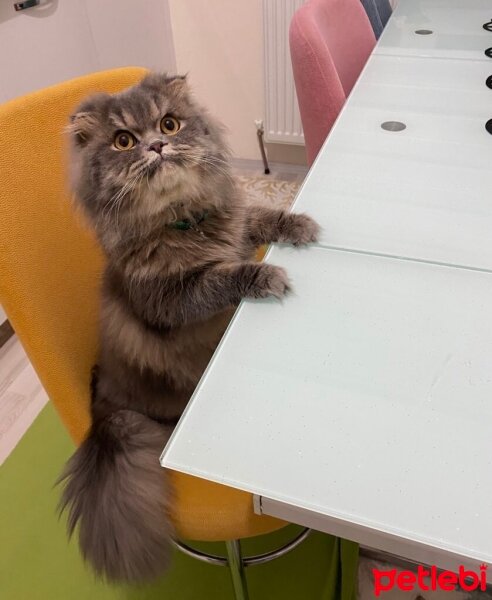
186 152 232 172
103 183 132 219
182 152 231 173
128 158 148 178
114 172 145 227
169 205 178 221
102 170 143 225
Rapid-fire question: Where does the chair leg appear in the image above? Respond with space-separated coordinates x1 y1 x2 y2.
225 540 250 600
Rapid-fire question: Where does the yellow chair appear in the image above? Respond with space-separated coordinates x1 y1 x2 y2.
0 67 308 599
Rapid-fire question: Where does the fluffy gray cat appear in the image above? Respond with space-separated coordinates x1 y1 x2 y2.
59 73 320 583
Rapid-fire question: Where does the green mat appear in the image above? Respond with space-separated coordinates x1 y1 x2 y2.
0 403 358 599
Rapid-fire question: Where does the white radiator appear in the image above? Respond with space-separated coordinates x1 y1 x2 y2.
263 0 305 145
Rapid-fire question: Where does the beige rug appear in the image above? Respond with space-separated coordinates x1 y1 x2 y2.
236 174 300 210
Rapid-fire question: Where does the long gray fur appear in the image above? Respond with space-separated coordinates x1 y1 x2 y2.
59 72 320 583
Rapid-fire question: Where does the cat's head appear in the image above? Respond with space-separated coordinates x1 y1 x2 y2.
68 73 230 228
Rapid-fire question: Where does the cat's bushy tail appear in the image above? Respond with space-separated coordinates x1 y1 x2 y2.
58 409 174 583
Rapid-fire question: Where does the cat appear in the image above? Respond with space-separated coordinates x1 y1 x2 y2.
59 72 320 583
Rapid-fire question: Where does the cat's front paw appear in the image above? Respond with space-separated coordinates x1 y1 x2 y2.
246 264 291 299
283 213 321 246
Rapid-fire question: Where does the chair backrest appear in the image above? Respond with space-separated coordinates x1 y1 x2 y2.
0 67 147 444
360 0 392 39
290 0 376 165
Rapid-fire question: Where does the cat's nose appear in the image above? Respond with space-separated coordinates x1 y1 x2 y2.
148 141 167 154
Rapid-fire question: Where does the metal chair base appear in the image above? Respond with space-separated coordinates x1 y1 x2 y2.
172 528 311 600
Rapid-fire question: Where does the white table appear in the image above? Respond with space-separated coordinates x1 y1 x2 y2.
295 52 492 271
161 0 492 579
163 246 492 575
377 0 492 61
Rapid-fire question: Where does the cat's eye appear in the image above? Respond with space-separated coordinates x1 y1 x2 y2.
160 115 180 135
114 131 136 151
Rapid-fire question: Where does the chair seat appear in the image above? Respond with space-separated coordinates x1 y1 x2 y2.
170 472 285 541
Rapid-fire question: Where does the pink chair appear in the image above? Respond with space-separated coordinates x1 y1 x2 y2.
290 0 376 165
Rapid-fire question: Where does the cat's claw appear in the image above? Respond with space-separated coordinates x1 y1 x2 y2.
247 264 291 299
284 213 321 246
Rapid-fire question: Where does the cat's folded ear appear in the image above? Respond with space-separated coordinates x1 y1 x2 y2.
141 72 189 99
67 93 110 147
166 74 189 99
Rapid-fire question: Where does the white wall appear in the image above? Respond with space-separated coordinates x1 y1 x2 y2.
168 0 263 161
0 0 176 104
84 0 176 74
168 0 306 164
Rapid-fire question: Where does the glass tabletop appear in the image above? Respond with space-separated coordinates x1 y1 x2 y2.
377 0 492 61
162 245 492 566
293 53 492 271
